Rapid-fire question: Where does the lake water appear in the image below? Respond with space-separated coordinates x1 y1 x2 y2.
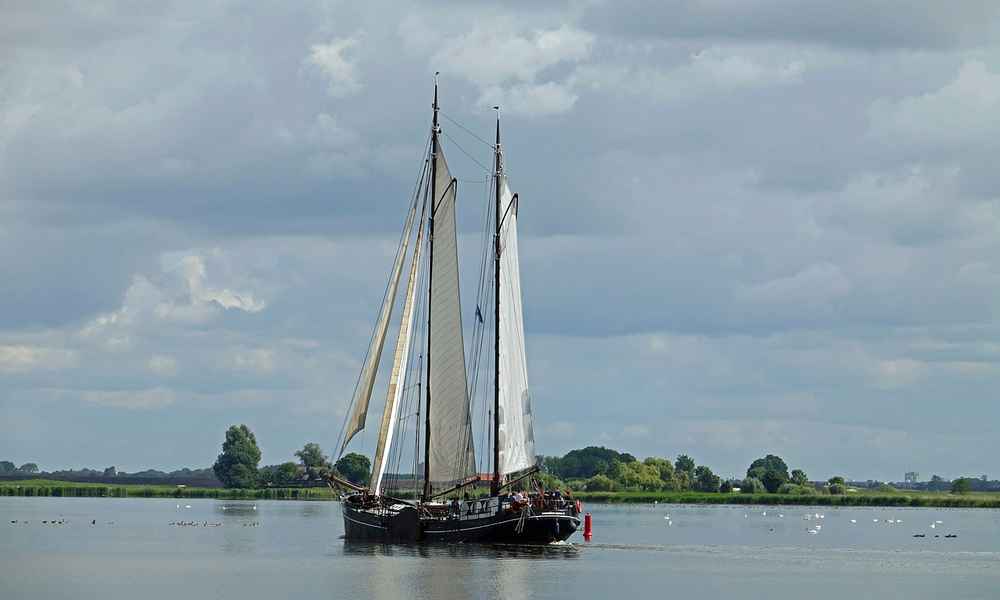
2 497 999 599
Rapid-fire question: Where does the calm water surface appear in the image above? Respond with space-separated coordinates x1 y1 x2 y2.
2 497 999 599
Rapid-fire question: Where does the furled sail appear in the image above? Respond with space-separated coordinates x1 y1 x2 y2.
497 178 535 475
340 199 418 455
427 149 476 484
371 191 427 495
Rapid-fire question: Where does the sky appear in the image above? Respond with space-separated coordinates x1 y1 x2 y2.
2 1 999 482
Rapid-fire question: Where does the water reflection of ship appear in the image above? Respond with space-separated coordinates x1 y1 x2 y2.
330 78 579 544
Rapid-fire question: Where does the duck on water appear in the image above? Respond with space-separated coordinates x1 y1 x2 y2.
330 78 579 545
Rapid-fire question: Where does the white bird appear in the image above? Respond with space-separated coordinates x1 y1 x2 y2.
779 514 784 518
818 514 825 519
935 520 943 524
815 524 822 530
888 519 895 524
185 505 192 509
930 523 936 529
762 511 767 516
873 519 879 523
807 528 818 535
850 519 857 524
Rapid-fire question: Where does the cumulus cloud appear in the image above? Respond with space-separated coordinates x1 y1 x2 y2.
0 345 78 373
307 35 365 98
431 24 593 115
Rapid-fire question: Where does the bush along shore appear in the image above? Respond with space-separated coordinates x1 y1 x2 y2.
573 490 1000 508
0 480 335 501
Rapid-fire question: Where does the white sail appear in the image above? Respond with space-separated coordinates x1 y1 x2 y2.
340 200 418 454
428 148 476 484
497 178 535 475
371 192 427 495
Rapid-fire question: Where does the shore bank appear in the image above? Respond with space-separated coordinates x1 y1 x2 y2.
574 490 1000 508
0 479 335 501
4 480 999 508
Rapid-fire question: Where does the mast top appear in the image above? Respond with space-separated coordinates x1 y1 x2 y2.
493 105 502 175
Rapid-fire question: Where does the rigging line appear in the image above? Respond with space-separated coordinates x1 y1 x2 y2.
441 130 492 173
440 111 495 149
333 141 431 457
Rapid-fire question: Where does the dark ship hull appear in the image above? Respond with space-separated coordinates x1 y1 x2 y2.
341 494 580 544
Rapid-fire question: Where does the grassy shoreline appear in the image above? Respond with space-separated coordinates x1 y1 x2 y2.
574 490 1000 508
0 479 336 501
4 480 1000 508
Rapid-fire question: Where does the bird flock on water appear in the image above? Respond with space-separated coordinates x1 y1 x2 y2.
654 507 959 539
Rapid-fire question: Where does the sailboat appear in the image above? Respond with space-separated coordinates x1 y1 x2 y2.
331 79 581 544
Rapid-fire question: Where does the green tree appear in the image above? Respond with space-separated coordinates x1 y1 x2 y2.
0 461 15 474
584 474 616 491
674 455 695 476
720 480 734 493
951 478 972 494
791 469 808 486
536 471 566 490
334 453 371 486
827 476 845 486
928 475 949 491
747 455 789 493
212 424 262 488
693 465 721 492
674 470 691 491
643 457 675 484
17 463 39 474
741 476 765 494
778 483 816 495
296 443 331 481
548 446 636 479
259 462 301 486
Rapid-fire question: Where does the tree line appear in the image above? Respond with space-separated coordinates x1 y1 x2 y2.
541 447 833 495
211 424 370 489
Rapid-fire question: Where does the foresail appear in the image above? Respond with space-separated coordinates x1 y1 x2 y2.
340 199 418 455
371 192 427 495
497 178 536 475
428 149 476 484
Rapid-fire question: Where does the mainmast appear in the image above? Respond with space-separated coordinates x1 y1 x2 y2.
422 76 439 502
491 111 502 496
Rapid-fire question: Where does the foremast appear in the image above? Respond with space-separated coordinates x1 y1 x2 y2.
422 77 439 502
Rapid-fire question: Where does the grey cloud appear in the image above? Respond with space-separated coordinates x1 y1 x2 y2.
582 1 1000 50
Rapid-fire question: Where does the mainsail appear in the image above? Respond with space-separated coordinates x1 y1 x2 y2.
340 198 418 455
496 178 535 475
370 188 428 495
427 148 476 484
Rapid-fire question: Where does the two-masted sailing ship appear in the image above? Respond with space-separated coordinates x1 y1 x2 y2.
330 80 580 544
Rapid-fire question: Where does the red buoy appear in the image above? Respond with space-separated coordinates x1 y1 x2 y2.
583 512 592 540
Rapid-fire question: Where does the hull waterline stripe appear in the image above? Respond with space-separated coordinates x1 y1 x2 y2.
423 514 580 535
